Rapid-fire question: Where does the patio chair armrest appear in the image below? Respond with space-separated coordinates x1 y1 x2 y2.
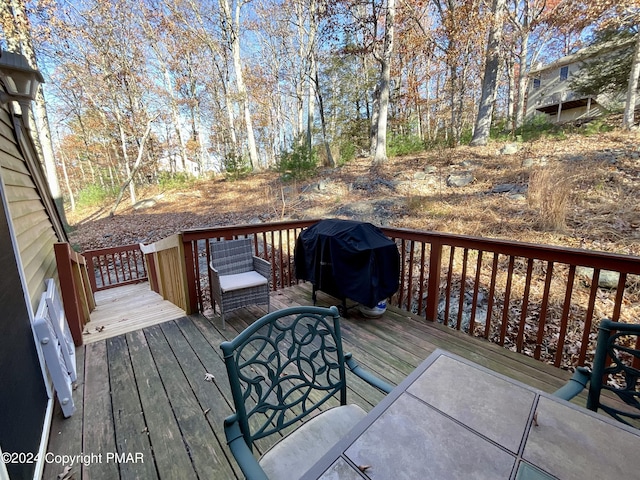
224 415 269 480
553 367 591 401
345 352 393 394
252 256 271 279
209 263 222 291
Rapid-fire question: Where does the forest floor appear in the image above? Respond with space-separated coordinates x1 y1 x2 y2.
66 127 640 370
67 128 640 259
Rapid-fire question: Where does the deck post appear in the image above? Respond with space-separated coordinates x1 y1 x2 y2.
54 242 94 346
425 242 442 322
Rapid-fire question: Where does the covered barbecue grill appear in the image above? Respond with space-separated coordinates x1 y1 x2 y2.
294 219 400 314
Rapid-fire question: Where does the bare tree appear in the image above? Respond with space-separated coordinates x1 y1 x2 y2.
372 0 396 165
470 0 507 146
623 33 640 129
219 0 260 168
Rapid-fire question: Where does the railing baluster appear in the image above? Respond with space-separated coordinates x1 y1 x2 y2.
456 248 469 331
417 243 426 316
484 253 499 339
468 251 483 335
578 269 600 366
406 240 415 314
516 258 535 353
534 261 554 360
444 247 455 326
555 265 576 367
425 242 442 322
499 256 516 346
611 273 627 322
279 230 284 291
398 239 407 309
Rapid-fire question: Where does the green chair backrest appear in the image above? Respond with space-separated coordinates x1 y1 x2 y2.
589 319 640 426
220 306 348 450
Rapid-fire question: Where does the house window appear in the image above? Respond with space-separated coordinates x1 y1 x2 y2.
533 78 541 89
560 66 569 81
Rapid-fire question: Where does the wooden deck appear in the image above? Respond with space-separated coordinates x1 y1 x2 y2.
43 283 574 480
82 282 186 344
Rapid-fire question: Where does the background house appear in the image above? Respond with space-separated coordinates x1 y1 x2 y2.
0 93 68 478
526 37 637 124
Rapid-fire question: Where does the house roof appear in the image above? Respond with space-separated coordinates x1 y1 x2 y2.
529 35 637 75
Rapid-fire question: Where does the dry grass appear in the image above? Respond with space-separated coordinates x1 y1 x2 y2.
68 130 640 258
528 163 574 231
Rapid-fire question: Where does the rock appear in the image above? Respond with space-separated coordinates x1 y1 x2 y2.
521 158 534 168
133 198 157 210
576 267 621 289
492 183 517 194
414 171 428 181
508 193 527 201
500 143 518 155
446 172 474 188
491 184 528 195
424 166 437 174
437 291 488 332
522 157 548 168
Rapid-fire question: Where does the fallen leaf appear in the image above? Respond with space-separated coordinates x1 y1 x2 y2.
358 465 371 473
204 373 215 382
57 465 73 480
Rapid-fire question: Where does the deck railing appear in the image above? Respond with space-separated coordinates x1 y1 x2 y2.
81 220 640 370
180 220 640 370
83 244 148 291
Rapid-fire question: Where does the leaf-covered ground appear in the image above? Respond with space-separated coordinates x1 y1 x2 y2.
68 130 640 258
67 130 640 370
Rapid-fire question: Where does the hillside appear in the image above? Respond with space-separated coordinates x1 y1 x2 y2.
67 130 640 260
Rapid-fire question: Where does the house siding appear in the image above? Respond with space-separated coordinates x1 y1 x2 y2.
0 105 61 312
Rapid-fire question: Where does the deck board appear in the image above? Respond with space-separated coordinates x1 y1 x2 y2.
83 282 185 344
106 336 157 480
44 283 578 480
82 342 119 480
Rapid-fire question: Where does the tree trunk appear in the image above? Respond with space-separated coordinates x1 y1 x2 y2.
623 34 640 130
370 85 380 156
110 119 155 216
315 69 335 168
470 0 506 146
373 0 396 166
220 0 259 169
60 151 75 212
506 55 516 132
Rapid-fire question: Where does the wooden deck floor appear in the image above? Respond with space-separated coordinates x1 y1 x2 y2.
43 283 574 480
82 282 186 344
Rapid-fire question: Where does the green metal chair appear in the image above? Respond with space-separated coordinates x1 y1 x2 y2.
554 319 640 427
220 305 393 480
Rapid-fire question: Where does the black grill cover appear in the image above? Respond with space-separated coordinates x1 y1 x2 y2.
295 219 400 308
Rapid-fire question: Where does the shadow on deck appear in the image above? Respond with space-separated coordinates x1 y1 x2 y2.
43 283 573 480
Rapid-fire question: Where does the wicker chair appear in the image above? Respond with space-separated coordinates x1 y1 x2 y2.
209 238 271 328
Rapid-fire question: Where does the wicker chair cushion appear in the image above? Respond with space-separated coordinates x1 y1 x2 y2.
259 404 366 480
219 271 268 293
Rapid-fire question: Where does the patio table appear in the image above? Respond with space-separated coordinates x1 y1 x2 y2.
300 349 640 480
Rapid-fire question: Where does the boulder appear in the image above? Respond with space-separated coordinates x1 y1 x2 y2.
446 172 474 188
